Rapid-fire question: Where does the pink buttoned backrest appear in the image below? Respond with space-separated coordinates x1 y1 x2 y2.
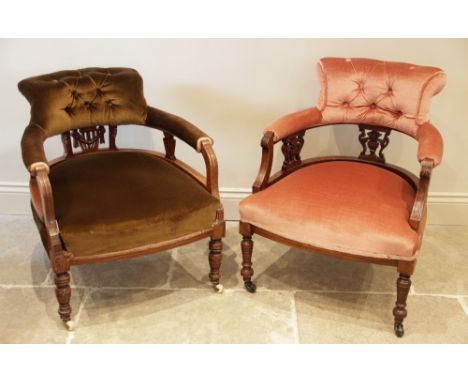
317 58 446 138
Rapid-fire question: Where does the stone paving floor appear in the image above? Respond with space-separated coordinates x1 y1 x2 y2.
1 215 467 343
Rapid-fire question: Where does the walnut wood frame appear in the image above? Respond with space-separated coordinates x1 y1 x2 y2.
29 124 225 329
242 123 434 337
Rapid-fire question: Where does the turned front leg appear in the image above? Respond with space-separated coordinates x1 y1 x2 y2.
240 222 256 293
208 238 223 291
393 273 411 337
54 271 72 322
50 238 74 330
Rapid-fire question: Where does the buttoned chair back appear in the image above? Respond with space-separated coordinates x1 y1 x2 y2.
239 57 446 337
317 57 446 137
18 67 225 330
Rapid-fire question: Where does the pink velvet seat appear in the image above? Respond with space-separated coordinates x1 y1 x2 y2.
240 161 419 260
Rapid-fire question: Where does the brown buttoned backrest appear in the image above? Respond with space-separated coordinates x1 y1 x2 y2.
18 67 148 137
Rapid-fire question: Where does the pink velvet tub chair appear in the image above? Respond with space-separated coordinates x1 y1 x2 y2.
239 57 446 337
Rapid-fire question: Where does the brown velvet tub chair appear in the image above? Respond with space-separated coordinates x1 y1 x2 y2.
239 57 446 337
19 68 225 330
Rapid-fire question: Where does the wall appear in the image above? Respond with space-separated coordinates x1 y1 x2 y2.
1 39 467 223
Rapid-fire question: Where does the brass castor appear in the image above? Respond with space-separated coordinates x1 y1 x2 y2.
244 281 257 293
394 322 404 337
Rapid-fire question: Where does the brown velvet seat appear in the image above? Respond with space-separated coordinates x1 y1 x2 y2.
239 57 446 338
19 67 225 329
43 151 220 258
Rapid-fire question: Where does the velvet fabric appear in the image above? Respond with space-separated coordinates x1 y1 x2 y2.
240 161 420 260
264 107 323 142
263 57 445 166
145 106 213 151
33 151 220 257
19 68 148 168
18 67 147 135
21 123 48 169
417 122 443 166
317 58 446 138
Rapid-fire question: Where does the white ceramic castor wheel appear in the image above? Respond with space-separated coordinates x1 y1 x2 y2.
64 320 75 331
214 283 224 293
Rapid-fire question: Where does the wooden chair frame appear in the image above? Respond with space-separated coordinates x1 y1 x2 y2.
239 123 433 337
29 123 225 330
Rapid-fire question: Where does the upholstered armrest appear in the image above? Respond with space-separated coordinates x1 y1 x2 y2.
264 107 323 142
145 106 213 152
21 123 48 171
417 122 443 167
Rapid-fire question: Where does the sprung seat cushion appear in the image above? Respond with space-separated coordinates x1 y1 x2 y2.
240 161 420 260
36 151 220 257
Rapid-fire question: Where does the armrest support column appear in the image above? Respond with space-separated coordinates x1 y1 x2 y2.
252 131 275 193
409 159 434 231
200 140 220 199
30 163 59 236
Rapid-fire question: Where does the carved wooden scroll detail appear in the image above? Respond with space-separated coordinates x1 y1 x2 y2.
281 132 305 171
358 124 391 163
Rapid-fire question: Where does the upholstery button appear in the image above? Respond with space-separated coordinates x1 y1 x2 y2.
342 101 349 107
369 103 377 109
395 110 403 117
64 105 74 115
84 100 96 111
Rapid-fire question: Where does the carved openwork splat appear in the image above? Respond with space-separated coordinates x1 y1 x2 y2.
62 125 118 156
281 132 305 171
358 124 391 163
71 125 106 152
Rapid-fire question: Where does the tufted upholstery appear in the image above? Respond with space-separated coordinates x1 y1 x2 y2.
19 67 216 169
18 67 148 136
317 57 446 138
